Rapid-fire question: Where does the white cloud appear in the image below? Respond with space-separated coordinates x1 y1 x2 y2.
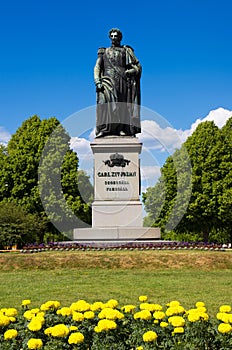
139 107 232 155
139 120 183 153
0 127 11 145
178 107 232 143
70 136 92 158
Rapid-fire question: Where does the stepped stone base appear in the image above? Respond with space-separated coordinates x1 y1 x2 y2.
73 227 160 241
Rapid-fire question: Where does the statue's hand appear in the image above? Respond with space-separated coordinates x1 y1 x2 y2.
125 69 135 77
96 82 104 92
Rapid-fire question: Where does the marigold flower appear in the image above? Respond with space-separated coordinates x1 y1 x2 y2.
143 330 158 342
72 311 84 322
168 316 185 327
22 299 31 307
70 300 90 312
68 331 84 344
218 323 232 334
136 347 144 350
3 308 18 317
160 321 168 328
121 304 136 313
140 302 161 312
104 299 118 308
28 317 44 331
69 325 78 331
94 319 117 332
84 311 95 319
57 307 72 317
4 329 18 340
98 307 124 320
0 313 11 327
47 324 69 337
166 305 185 316
90 301 104 311
153 311 166 320
27 338 43 349
172 327 184 335
139 295 148 302
134 309 152 320
40 300 60 311
195 301 205 308
219 305 231 313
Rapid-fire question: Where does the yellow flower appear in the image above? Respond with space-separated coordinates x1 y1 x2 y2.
166 305 185 316
143 330 158 342
57 307 72 317
168 301 181 307
172 327 184 335
4 329 18 340
139 295 147 302
22 299 31 307
195 301 205 308
136 347 144 350
48 324 70 337
218 323 232 334
219 305 231 313
28 317 44 331
3 308 18 317
98 308 124 320
168 316 185 327
0 313 11 327
134 309 152 320
160 321 168 328
24 310 35 320
27 338 43 349
94 319 117 332
72 311 84 322
68 331 84 344
217 312 232 324
104 299 118 309
188 311 200 322
70 300 90 312
121 304 136 313
140 302 161 312
40 300 60 311
84 311 95 319
153 311 166 320
69 325 78 331
90 301 104 311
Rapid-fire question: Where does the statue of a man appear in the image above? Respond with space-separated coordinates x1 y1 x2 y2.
94 28 142 138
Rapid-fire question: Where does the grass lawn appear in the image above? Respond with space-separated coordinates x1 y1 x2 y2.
0 250 231 315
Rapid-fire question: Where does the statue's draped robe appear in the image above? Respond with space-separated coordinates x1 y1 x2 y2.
94 45 141 136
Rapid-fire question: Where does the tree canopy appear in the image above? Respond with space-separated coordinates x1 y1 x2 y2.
0 115 93 246
143 117 232 243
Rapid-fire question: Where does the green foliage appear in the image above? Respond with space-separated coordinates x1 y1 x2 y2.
0 115 93 245
143 118 232 243
0 201 40 248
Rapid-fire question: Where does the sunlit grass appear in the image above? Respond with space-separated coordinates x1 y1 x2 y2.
0 251 231 315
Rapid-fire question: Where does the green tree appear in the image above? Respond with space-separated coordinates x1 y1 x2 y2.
38 123 92 233
143 118 232 243
2 115 92 242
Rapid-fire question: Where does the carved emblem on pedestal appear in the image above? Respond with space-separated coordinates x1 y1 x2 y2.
103 153 130 167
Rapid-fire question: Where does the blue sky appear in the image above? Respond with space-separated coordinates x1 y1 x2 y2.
1 0 232 192
1 0 232 135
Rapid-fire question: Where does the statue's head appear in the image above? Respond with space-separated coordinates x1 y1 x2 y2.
108 28 122 44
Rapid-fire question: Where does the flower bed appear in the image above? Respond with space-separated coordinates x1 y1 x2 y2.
20 241 226 254
0 296 231 349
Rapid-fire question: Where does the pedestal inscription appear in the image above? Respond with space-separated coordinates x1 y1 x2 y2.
91 137 143 227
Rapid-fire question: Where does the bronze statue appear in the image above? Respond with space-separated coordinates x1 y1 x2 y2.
94 28 142 138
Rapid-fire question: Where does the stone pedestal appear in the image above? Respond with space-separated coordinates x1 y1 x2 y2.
91 136 143 227
73 136 160 241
